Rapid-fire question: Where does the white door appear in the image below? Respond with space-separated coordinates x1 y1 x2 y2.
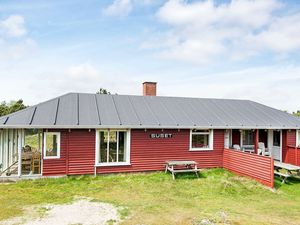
268 130 282 161
224 130 232 149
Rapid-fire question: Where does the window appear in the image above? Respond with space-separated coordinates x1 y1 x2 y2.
273 130 281 147
242 130 255 146
190 129 213 150
43 132 60 159
297 130 300 147
97 130 130 165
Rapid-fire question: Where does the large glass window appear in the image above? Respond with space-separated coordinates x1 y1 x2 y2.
43 132 60 159
242 130 254 146
98 130 129 164
190 130 213 150
273 130 281 147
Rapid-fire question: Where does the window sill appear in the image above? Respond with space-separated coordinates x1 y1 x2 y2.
95 162 131 167
189 148 213 151
44 156 60 159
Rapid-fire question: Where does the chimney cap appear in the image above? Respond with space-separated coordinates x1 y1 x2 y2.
143 81 157 84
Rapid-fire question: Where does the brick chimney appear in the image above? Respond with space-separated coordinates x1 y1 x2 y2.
143 82 157 96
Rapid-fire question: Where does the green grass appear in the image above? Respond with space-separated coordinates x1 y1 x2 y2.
0 169 300 225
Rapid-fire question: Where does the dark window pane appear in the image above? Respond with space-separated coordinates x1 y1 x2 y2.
242 130 254 145
109 131 117 162
118 132 126 162
273 131 281 147
192 134 209 148
45 133 58 157
100 131 108 163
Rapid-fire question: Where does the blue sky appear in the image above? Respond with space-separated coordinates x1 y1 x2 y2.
0 0 300 112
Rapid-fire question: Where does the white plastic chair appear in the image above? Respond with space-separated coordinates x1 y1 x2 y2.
258 142 271 156
233 144 241 151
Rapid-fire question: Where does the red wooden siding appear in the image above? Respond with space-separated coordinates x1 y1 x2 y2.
282 130 287 163
67 130 95 175
42 128 297 188
283 130 297 164
285 146 300 166
43 130 95 176
42 130 67 176
223 148 274 188
286 130 297 146
96 129 224 174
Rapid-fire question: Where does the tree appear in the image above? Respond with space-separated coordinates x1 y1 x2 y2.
96 88 111 95
293 110 300 117
0 99 27 117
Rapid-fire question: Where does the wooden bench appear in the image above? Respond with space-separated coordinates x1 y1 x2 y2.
274 171 291 184
165 160 200 180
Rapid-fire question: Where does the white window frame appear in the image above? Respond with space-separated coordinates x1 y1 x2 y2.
189 129 214 151
95 129 131 167
43 132 61 159
297 130 300 147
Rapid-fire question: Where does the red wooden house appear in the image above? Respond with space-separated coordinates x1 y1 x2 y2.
0 82 299 187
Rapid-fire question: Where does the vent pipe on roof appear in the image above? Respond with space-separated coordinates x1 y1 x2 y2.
143 82 157 96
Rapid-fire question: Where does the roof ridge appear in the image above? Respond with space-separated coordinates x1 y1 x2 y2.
76 92 251 101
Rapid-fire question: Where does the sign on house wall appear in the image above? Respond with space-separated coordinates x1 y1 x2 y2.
149 133 173 139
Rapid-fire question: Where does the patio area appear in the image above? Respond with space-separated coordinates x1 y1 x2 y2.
223 129 300 187
224 129 283 160
0 129 42 178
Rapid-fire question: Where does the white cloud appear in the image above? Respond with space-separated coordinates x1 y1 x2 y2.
103 0 133 17
157 0 279 28
0 15 35 60
159 64 300 112
102 0 161 17
251 14 300 53
1 57 300 113
143 0 300 64
0 38 36 60
0 15 26 38
67 63 100 80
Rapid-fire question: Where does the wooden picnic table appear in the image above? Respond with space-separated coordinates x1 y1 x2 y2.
165 160 200 180
274 161 300 183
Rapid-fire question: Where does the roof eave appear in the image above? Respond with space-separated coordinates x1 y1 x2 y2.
0 125 298 130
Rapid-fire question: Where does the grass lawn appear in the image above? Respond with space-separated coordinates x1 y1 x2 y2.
0 169 300 225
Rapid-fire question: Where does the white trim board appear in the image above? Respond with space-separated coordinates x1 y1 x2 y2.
43 132 61 159
95 129 131 167
189 129 214 151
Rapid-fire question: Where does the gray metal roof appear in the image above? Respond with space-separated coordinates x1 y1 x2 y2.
0 93 300 129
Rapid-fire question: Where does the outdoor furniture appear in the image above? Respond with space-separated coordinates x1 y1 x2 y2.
274 161 300 183
242 145 255 153
233 145 241 151
258 142 271 156
31 151 41 174
165 160 200 180
22 151 41 175
22 152 32 174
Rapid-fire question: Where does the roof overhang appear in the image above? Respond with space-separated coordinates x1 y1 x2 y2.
0 125 299 130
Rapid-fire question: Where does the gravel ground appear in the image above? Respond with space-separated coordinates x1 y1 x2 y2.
0 199 120 225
